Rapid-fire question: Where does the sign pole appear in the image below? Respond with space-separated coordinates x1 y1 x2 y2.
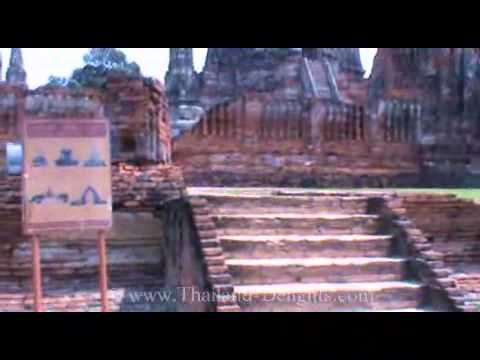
97 230 109 312
31 235 44 312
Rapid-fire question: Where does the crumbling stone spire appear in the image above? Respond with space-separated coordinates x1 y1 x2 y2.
168 48 194 72
6 48 27 86
165 48 198 102
204 48 221 68
165 49 203 137
338 48 365 76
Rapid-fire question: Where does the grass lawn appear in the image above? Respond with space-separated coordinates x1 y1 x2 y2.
388 188 480 201
188 187 480 201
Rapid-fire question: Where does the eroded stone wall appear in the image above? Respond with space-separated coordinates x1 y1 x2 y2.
173 95 421 187
0 75 173 173
156 198 216 312
104 75 172 164
112 163 185 210
394 193 480 311
369 48 480 186
401 194 480 264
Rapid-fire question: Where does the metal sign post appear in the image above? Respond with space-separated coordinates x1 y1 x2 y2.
97 230 109 312
31 235 44 312
29 232 110 313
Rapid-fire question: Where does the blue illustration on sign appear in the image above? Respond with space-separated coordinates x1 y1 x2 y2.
84 148 107 167
30 187 69 205
32 152 48 167
70 186 108 207
55 149 79 167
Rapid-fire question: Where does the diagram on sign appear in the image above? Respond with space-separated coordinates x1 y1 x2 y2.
32 150 48 167
55 148 80 167
84 147 107 167
70 186 108 207
23 118 112 235
30 186 108 207
31 147 108 168
30 187 69 205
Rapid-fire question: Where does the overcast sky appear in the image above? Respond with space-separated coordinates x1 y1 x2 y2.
0 48 378 89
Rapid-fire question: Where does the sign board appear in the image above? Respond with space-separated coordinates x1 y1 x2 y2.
22 118 113 235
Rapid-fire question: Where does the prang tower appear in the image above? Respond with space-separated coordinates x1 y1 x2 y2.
165 48 204 137
6 48 27 86
165 48 367 135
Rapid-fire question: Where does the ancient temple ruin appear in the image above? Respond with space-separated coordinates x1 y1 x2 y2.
166 48 368 138
5 48 27 86
169 48 480 188
0 51 197 312
369 48 480 186
0 48 479 313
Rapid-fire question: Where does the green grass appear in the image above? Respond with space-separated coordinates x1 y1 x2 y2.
325 188 480 201
388 188 480 201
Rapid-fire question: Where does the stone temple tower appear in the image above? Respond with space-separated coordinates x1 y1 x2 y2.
165 48 367 135
165 48 199 102
6 48 27 86
165 48 204 138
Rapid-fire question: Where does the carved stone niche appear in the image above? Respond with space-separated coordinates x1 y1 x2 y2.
326 152 339 164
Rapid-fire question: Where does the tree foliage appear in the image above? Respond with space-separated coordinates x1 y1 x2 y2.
47 76 69 87
45 48 142 90
82 48 139 72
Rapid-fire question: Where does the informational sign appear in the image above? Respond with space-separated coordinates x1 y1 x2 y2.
22 119 112 235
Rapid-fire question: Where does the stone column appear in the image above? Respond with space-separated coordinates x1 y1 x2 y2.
402 102 409 142
360 106 366 141
223 103 229 137
201 115 207 136
374 100 386 143
309 100 328 146
242 97 262 145
415 103 423 143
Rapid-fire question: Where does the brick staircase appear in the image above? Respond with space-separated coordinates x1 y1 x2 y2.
303 58 340 100
204 193 429 312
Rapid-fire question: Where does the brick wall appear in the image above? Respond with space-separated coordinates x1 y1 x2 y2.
398 193 480 311
104 75 171 164
401 194 480 264
0 164 218 312
0 75 173 173
173 95 421 187
112 163 185 210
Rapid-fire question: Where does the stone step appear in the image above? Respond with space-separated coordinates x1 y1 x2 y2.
301 307 433 312
204 195 368 215
226 257 406 285
220 234 392 259
214 214 380 236
364 308 434 312
319 307 433 312
234 281 423 312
